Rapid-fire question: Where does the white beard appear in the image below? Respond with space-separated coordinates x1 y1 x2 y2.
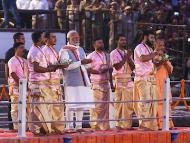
67 42 80 47
74 42 80 47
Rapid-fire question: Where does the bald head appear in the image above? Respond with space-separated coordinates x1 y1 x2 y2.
155 38 166 55
67 30 78 39
156 38 165 50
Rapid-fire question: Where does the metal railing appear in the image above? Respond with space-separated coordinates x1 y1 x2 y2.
0 78 190 137
0 78 189 137
2 78 169 137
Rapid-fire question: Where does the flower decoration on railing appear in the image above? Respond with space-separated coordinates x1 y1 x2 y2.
0 85 9 101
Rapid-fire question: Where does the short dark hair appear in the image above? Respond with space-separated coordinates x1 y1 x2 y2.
13 32 24 42
93 37 103 44
13 42 24 49
31 31 43 43
143 29 155 36
116 34 126 42
44 31 52 39
132 30 144 45
156 35 165 40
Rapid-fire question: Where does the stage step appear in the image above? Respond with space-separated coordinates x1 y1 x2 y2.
0 61 6 85
0 129 189 143
0 103 9 128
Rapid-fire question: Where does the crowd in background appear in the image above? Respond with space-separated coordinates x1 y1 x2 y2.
0 1 190 39
0 1 190 34
0 1 190 47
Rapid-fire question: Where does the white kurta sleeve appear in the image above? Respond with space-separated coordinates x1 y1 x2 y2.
16 0 21 9
59 48 82 70
67 61 82 70
85 53 92 69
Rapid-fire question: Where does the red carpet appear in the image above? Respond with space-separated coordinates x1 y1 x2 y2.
0 128 189 143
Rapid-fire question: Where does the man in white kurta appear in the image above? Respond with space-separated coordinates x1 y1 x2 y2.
59 30 93 130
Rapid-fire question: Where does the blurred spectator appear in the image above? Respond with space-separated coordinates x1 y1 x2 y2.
67 0 80 32
185 55 190 96
168 32 179 49
89 0 106 40
104 0 111 6
0 6 3 26
171 0 178 9
154 8 165 24
179 14 188 25
80 0 93 50
47 0 55 9
0 0 189 81
16 0 30 10
108 2 122 51
186 55 190 80
121 6 134 47
187 55 190 73
29 0 49 29
165 1 173 10
0 1 2 10
55 0 67 30
120 0 127 11
0 0 21 28
16 0 32 28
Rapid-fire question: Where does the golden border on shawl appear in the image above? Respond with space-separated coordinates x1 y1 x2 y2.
114 75 132 88
9 83 19 87
49 79 61 85
114 74 131 80
29 80 51 85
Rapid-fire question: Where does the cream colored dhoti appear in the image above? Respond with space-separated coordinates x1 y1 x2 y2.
29 81 64 134
90 82 110 130
10 95 19 130
49 79 65 133
9 85 30 130
133 75 158 130
114 76 134 129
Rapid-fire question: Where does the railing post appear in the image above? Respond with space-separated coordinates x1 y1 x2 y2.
17 79 27 137
109 91 115 128
162 78 170 131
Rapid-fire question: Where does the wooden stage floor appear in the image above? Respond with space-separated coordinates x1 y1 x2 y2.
0 128 189 143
